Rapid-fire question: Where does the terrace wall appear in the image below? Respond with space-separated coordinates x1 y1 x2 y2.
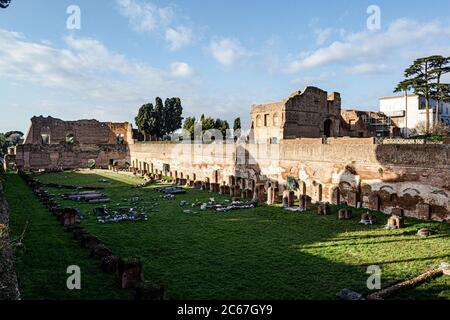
129 139 450 221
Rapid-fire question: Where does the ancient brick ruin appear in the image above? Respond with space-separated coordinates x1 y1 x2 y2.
4 88 450 222
251 87 342 142
250 86 397 143
12 116 132 170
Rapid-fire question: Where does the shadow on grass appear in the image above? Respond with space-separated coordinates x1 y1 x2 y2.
6 171 450 300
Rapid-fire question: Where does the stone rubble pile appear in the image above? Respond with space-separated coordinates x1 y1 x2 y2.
93 207 148 224
63 191 110 203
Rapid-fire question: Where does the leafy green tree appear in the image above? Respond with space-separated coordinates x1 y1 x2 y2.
233 117 241 132
164 97 183 135
0 0 11 9
5 131 24 145
429 56 450 125
0 133 7 156
183 116 196 140
214 118 230 138
0 131 23 157
135 103 155 141
201 116 216 131
153 97 165 139
395 55 450 134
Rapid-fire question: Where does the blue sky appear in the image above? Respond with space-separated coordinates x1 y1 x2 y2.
1 0 450 132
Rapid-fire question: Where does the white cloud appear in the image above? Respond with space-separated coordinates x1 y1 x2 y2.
165 26 193 51
209 37 250 66
0 29 189 110
117 0 194 51
116 0 173 33
346 63 389 75
170 62 193 77
0 28 256 129
286 19 450 74
314 28 333 45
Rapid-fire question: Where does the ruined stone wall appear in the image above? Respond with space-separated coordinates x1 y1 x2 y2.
24 116 131 145
129 140 450 221
250 87 342 143
283 87 341 139
15 116 132 170
15 144 130 170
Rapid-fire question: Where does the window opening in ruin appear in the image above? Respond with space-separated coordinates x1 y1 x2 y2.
66 133 74 145
88 159 96 169
116 133 125 144
41 134 50 145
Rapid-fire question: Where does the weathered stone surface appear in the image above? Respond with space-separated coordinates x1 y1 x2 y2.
416 204 431 220
387 215 404 229
338 208 352 220
101 255 119 273
117 258 144 289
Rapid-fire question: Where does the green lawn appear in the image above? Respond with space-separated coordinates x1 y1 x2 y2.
5 170 450 300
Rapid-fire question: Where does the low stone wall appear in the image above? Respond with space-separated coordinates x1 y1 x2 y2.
0 178 21 300
15 144 130 171
128 141 450 222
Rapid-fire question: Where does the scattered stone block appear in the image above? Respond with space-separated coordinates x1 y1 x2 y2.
273 187 279 204
91 244 113 259
267 187 274 205
368 194 380 211
336 289 364 300
101 255 119 273
387 215 404 229
117 258 144 289
300 195 312 210
391 208 404 217
359 212 376 225
347 191 358 208
73 228 89 240
287 191 295 207
80 233 100 249
282 190 289 207
338 208 352 220
416 204 431 221
318 202 330 215
440 262 450 276
417 228 432 237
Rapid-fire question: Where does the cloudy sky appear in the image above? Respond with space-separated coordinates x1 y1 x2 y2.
1 0 450 132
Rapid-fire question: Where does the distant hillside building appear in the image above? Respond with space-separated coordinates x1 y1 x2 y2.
379 94 450 137
340 110 398 138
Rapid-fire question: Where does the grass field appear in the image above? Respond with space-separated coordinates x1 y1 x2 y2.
4 170 450 300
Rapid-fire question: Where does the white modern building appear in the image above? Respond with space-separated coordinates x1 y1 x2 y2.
379 94 450 137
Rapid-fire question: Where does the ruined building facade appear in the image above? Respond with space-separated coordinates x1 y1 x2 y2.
11 116 133 170
250 87 396 143
251 87 342 143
